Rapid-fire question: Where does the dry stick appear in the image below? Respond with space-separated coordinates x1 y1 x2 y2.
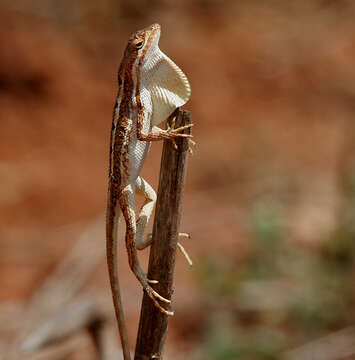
134 108 192 360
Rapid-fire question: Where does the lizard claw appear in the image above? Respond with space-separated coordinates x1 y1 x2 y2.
147 278 159 284
151 288 171 303
177 233 193 267
169 123 194 133
188 139 196 155
177 242 193 267
179 232 191 238
166 117 176 132
172 139 178 150
166 123 194 139
138 273 174 315
144 285 174 315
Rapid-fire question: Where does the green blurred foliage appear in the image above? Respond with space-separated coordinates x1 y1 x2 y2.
196 312 285 360
197 165 355 358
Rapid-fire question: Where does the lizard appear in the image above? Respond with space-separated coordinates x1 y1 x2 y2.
106 23 192 359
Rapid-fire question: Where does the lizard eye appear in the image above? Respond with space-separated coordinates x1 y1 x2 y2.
135 41 144 49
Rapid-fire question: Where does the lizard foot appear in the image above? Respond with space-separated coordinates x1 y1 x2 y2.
168 124 194 139
166 119 194 150
166 122 194 140
169 128 195 152
138 274 174 316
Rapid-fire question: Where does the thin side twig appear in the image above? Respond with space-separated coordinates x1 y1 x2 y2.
134 108 192 359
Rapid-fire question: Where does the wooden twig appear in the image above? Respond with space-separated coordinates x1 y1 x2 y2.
134 108 192 359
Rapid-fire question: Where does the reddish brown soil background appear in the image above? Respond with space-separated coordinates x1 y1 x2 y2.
1 1 355 359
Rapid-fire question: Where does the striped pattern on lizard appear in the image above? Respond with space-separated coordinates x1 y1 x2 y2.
106 23 192 359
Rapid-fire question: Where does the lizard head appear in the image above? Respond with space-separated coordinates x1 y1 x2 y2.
124 23 161 61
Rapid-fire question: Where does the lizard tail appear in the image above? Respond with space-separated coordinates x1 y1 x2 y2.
106 201 131 360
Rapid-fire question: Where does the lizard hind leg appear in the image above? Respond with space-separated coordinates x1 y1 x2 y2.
135 176 156 251
120 183 173 316
135 177 193 266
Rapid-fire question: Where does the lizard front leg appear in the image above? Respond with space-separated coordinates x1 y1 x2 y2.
119 183 173 316
136 109 193 142
137 124 193 142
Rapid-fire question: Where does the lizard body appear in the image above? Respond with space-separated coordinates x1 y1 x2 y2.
106 23 191 359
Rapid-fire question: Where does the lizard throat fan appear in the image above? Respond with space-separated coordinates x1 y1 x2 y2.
130 23 191 126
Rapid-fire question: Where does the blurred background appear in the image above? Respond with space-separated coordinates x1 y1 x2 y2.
1 0 355 359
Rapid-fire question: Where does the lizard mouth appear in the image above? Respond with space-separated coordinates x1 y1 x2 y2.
147 23 161 32
146 23 161 47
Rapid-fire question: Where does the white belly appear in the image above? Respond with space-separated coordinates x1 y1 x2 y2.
127 87 153 182
127 129 151 181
